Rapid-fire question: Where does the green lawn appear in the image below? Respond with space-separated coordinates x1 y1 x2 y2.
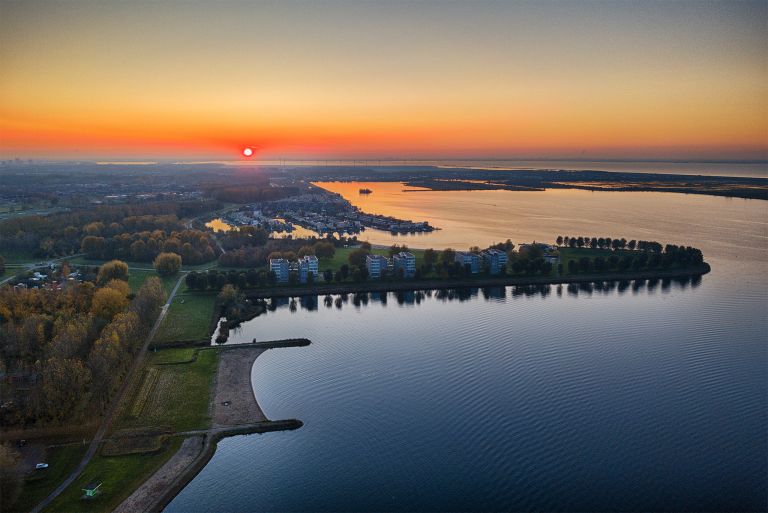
10 444 88 513
317 247 426 274
126 270 179 296
45 437 182 513
153 293 218 344
68 256 218 272
116 349 218 432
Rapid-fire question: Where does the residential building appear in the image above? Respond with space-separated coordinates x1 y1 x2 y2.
481 248 508 275
392 251 416 278
269 258 290 283
298 255 319 283
366 254 389 279
455 251 480 274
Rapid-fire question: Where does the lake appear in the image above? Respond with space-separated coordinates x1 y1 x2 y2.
166 186 767 512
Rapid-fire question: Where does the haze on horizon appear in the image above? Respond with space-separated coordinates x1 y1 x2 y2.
0 0 766 162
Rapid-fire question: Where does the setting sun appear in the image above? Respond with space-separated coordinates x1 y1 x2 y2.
242 147 253 157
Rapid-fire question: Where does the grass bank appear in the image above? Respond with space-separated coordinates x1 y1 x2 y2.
44 437 182 513
116 348 218 433
153 294 218 345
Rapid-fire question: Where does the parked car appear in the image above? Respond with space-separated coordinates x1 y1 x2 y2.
35 463 49 469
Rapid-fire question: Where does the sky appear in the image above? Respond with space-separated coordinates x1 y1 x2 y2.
0 0 766 161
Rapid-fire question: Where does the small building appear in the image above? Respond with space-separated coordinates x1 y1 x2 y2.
455 251 480 274
82 481 102 499
392 251 416 278
366 254 389 279
269 258 290 283
481 248 508 275
298 255 319 283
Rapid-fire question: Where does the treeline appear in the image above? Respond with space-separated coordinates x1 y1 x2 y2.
205 185 299 203
218 237 338 268
186 268 273 290
556 235 664 253
564 245 704 274
81 228 218 264
0 266 166 426
0 200 218 259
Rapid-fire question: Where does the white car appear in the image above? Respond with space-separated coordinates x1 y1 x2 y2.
35 463 48 469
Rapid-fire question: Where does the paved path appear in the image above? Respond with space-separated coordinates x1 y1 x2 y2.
112 435 205 513
30 272 186 513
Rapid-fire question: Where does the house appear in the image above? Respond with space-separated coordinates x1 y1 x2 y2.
455 251 480 274
298 255 319 283
392 251 416 278
481 248 508 275
269 258 290 283
366 254 389 279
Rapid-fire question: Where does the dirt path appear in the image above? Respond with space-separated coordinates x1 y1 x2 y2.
212 347 267 426
112 436 204 513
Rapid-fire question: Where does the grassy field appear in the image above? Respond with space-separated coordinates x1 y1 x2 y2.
126 270 178 296
45 437 182 513
117 348 218 432
317 247 426 273
153 293 218 344
10 444 88 513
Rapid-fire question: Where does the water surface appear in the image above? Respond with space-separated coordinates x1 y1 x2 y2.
167 188 767 512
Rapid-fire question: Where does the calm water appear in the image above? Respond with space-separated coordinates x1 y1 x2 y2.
167 188 767 512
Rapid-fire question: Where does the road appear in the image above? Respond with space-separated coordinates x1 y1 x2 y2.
30 272 186 513
0 253 85 286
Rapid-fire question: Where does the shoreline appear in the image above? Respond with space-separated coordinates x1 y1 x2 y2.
244 263 711 299
115 342 308 513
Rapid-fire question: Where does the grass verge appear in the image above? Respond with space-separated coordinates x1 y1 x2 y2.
153 294 217 344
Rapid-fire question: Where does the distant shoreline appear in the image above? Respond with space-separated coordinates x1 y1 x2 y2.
244 263 711 299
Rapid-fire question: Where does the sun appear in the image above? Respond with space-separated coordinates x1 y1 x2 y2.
242 147 253 157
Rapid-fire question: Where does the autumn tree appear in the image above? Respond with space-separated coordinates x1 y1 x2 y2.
104 279 130 297
91 287 129 322
154 252 182 276
96 259 129 285
131 276 166 324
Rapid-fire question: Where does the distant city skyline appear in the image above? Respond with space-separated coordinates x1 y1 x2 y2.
1 0 766 160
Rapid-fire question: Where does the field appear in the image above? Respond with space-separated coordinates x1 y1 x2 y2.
116 348 218 433
45 437 182 513
317 247 426 273
153 293 218 344
126 270 179 296
10 444 88 513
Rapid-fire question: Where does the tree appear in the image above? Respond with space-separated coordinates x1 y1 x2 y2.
313 241 335 259
388 244 408 257
0 444 21 508
91 287 129 321
0 254 4 275
440 248 456 265
556 236 563 246
97 259 129 285
132 276 166 323
154 252 182 276
423 249 438 268
323 269 333 282
104 279 130 297
348 248 369 268
218 284 238 309
297 245 315 258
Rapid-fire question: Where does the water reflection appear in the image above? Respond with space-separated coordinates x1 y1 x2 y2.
222 276 704 328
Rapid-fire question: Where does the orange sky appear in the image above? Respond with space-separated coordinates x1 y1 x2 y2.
1 1 766 160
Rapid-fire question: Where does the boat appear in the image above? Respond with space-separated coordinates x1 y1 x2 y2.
358 188 373 194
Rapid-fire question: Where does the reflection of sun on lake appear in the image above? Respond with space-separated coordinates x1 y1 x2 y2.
206 217 320 238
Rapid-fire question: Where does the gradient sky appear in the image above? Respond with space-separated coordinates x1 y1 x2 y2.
1 0 766 160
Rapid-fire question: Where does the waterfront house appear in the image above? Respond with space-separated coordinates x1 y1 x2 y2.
455 251 480 274
298 255 319 283
269 258 290 283
392 251 416 278
366 254 389 279
481 248 508 275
